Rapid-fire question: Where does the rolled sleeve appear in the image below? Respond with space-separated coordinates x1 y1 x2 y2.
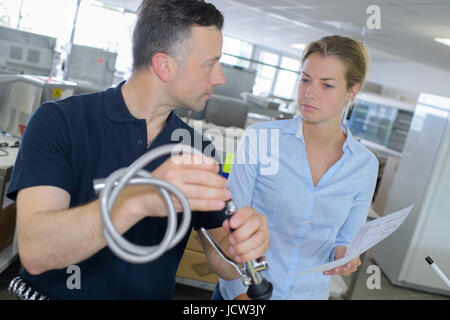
332 158 379 256
219 277 247 300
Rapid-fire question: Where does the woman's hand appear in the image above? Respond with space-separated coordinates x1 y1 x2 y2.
323 246 361 277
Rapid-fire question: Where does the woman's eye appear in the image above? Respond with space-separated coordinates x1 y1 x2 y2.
301 78 309 83
324 83 334 88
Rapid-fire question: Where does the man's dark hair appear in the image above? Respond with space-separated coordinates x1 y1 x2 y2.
132 0 224 72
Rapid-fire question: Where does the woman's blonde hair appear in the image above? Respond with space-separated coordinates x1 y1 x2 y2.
301 35 370 90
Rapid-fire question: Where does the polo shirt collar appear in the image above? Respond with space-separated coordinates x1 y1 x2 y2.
103 81 180 144
285 116 357 154
104 80 138 123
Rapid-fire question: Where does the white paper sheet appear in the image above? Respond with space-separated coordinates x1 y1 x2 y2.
299 205 413 275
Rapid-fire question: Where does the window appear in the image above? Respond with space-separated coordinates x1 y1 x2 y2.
252 50 279 96
0 0 23 29
11 0 78 49
0 0 79 78
74 1 136 75
248 46 301 100
115 12 136 75
75 1 123 51
0 2 302 96
220 36 301 100
273 57 301 99
220 35 253 68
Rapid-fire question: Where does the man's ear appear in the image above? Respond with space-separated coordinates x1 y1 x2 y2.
151 53 176 82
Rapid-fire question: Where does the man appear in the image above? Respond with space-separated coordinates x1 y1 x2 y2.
7 0 269 299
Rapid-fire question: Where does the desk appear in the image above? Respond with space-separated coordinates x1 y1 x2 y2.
0 134 19 164
359 139 402 158
0 133 19 274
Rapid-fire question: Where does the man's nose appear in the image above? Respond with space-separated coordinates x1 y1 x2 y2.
212 65 226 87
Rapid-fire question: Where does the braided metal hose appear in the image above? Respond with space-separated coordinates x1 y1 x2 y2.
94 144 204 264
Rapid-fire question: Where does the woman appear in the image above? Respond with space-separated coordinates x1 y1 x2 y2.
214 35 379 300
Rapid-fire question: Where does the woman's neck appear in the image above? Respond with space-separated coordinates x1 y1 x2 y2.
302 119 346 151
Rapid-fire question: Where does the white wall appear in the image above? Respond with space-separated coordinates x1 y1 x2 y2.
367 60 450 105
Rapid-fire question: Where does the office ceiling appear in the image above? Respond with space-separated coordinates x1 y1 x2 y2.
101 0 450 73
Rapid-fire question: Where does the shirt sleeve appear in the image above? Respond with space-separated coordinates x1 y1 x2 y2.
218 127 260 299
7 102 73 201
330 157 379 261
227 127 259 209
192 141 228 230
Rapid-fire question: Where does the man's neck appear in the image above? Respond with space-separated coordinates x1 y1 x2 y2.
121 71 175 145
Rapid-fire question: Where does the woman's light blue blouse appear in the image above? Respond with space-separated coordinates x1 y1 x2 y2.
219 116 379 300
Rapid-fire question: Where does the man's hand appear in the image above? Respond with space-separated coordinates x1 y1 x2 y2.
222 207 269 263
323 246 361 277
140 153 231 217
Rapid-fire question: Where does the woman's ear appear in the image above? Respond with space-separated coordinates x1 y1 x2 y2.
151 53 176 83
346 83 361 102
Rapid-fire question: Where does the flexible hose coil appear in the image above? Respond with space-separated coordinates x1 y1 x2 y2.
96 144 204 264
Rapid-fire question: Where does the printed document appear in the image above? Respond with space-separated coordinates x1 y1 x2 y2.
300 205 413 275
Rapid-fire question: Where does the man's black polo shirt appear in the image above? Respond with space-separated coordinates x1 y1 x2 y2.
7 81 227 299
